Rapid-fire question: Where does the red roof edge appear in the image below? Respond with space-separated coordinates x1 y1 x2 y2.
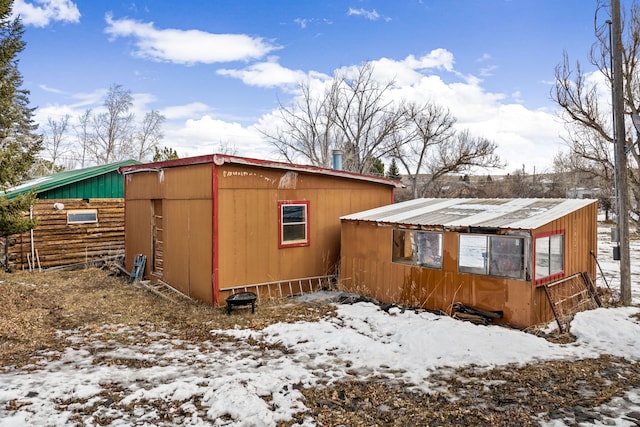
118 153 404 188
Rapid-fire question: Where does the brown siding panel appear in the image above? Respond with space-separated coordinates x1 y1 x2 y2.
216 165 393 291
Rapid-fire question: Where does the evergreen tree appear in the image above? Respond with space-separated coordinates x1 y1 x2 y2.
386 158 401 180
0 1 42 239
153 146 179 162
0 192 37 238
369 157 385 176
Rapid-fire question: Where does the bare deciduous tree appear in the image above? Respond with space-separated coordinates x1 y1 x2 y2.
392 99 503 198
420 130 503 197
74 109 92 168
262 79 339 168
43 114 69 172
134 110 164 161
43 85 165 168
334 63 402 173
90 84 135 164
392 101 456 198
552 0 640 221
262 62 402 174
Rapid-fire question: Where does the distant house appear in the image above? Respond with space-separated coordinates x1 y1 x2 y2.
119 154 401 305
1 160 138 271
340 198 599 328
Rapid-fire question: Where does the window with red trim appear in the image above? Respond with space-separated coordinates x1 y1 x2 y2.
278 201 310 248
534 231 564 283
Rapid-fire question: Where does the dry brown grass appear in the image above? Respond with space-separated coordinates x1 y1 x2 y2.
0 267 335 367
2 267 640 426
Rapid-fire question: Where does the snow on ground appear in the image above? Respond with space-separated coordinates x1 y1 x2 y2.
0 221 639 426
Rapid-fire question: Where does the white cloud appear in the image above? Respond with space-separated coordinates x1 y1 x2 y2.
104 14 281 65
217 57 311 88
164 115 269 159
347 8 383 21
248 52 565 170
159 102 211 121
32 47 568 171
13 0 80 27
217 49 457 91
294 18 309 29
479 64 498 77
39 84 66 94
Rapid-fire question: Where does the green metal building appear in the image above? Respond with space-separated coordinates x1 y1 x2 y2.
2 160 138 199
1 160 139 271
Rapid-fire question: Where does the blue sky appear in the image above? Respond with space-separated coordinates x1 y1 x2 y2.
15 0 608 172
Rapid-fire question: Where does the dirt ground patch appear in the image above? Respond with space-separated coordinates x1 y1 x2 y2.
0 267 335 367
293 355 640 426
1 267 639 426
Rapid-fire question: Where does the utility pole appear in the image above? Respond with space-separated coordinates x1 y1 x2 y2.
611 0 632 305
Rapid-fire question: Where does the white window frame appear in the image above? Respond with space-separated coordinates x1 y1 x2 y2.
278 201 310 248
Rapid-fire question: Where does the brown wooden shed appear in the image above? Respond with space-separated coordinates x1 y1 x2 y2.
339 198 599 328
119 154 400 305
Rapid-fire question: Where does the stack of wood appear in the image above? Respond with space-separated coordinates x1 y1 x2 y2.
451 303 503 325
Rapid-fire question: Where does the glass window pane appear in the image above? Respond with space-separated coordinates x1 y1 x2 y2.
283 224 306 241
392 230 442 269
535 236 550 279
549 235 564 275
392 229 414 263
67 210 98 224
489 236 524 279
282 205 305 223
459 235 488 274
414 232 443 268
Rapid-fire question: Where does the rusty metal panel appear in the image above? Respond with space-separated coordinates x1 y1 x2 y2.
340 220 544 328
340 198 598 329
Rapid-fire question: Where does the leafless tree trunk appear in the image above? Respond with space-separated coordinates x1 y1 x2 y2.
261 62 402 173
333 63 402 173
134 110 165 161
392 101 456 198
90 84 134 164
552 0 640 222
74 109 92 168
262 79 340 168
43 115 69 172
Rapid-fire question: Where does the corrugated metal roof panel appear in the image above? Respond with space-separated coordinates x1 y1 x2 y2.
341 198 597 230
2 160 139 199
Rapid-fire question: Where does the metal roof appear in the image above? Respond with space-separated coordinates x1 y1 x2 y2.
2 160 139 199
118 154 404 188
341 197 598 231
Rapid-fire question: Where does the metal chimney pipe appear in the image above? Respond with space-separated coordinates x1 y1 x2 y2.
332 149 343 170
